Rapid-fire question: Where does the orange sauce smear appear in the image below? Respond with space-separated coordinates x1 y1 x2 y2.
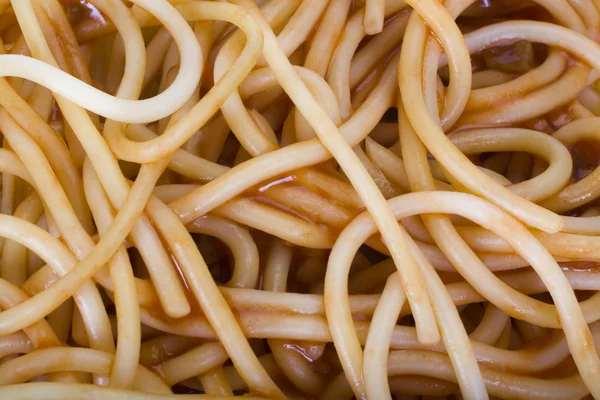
571 140 600 180
59 0 105 26
560 261 600 272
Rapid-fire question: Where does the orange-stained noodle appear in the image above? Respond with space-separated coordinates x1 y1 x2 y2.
0 0 599 399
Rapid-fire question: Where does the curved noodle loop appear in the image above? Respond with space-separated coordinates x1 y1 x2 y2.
0 0 597 399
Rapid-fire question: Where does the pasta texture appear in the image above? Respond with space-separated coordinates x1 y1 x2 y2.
0 0 597 399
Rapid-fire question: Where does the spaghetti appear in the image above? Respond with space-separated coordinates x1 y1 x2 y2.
0 0 597 399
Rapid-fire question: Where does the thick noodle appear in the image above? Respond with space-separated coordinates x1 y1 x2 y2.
0 0 598 399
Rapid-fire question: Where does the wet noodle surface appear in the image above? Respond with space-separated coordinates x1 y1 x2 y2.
0 0 599 399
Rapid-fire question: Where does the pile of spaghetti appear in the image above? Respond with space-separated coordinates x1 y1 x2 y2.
1 0 600 398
